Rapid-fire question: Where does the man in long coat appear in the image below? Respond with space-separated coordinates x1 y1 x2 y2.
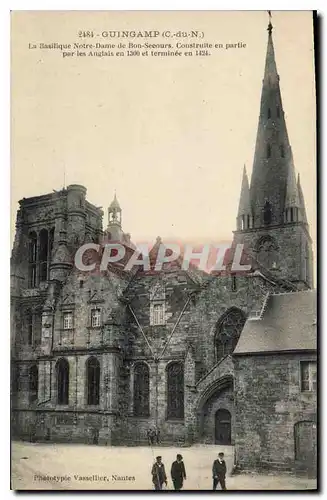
171 454 187 490
151 456 167 490
212 452 227 490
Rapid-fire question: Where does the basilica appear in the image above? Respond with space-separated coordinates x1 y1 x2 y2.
11 21 316 473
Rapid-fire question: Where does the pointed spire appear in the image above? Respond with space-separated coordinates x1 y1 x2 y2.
297 174 308 224
249 18 294 226
237 165 251 217
264 14 279 87
267 11 273 35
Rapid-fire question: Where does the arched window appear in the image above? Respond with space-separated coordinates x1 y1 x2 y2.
266 144 271 158
49 227 55 258
29 365 38 403
257 236 279 270
214 308 246 362
39 229 49 282
26 311 33 345
133 362 150 417
56 358 69 405
87 357 100 405
167 362 184 419
263 201 272 225
28 231 37 288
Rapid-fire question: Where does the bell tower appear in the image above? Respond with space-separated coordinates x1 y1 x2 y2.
107 193 123 241
233 16 313 288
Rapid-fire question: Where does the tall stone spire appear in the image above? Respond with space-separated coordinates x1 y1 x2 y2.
249 16 295 227
233 15 313 289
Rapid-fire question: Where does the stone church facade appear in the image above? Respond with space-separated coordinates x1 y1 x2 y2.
11 22 316 472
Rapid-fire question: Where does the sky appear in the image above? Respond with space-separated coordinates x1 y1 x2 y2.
11 11 316 255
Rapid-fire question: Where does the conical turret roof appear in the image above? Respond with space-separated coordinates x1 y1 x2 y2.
237 165 252 217
109 193 121 211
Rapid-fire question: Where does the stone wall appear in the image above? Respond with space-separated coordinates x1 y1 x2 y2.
234 352 317 471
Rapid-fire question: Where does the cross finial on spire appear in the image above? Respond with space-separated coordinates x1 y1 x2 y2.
267 11 273 34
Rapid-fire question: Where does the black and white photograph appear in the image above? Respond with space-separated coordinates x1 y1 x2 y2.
10 10 317 491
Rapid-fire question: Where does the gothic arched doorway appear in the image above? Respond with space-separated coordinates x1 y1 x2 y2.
215 409 231 445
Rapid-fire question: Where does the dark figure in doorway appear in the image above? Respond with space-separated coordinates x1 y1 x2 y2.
147 428 155 446
212 452 227 490
155 427 161 445
171 454 187 490
151 456 167 490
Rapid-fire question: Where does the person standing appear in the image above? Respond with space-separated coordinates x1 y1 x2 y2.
147 428 153 446
151 456 167 490
212 452 227 490
171 454 187 490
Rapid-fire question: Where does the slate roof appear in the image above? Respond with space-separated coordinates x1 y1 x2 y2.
234 290 317 355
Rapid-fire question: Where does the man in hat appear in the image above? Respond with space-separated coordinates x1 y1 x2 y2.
171 454 187 490
151 456 167 490
212 452 227 490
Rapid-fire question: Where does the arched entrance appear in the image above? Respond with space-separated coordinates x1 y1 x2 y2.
215 409 231 445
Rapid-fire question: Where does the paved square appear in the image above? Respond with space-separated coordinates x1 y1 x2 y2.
11 441 316 491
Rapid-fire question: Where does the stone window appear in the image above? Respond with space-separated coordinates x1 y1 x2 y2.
267 108 271 119
25 310 42 346
91 309 101 328
133 362 150 417
280 144 285 158
300 361 316 392
150 281 166 326
28 228 54 287
266 144 271 158
167 362 184 419
28 231 37 288
56 358 69 405
26 312 33 345
151 303 165 325
63 311 73 330
256 235 279 270
87 357 100 405
39 229 49 282
215 308 246 362
29 364 38 403
263 201 272 225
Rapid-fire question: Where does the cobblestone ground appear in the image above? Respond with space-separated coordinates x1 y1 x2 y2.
11 441 317 491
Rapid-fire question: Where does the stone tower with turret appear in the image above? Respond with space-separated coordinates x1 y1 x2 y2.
233 20 313 289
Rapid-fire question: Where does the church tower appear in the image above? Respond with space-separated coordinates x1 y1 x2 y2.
107 193 123 241
234 18 313 288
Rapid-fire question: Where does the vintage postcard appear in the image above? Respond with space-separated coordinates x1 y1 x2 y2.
10 10 317 491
